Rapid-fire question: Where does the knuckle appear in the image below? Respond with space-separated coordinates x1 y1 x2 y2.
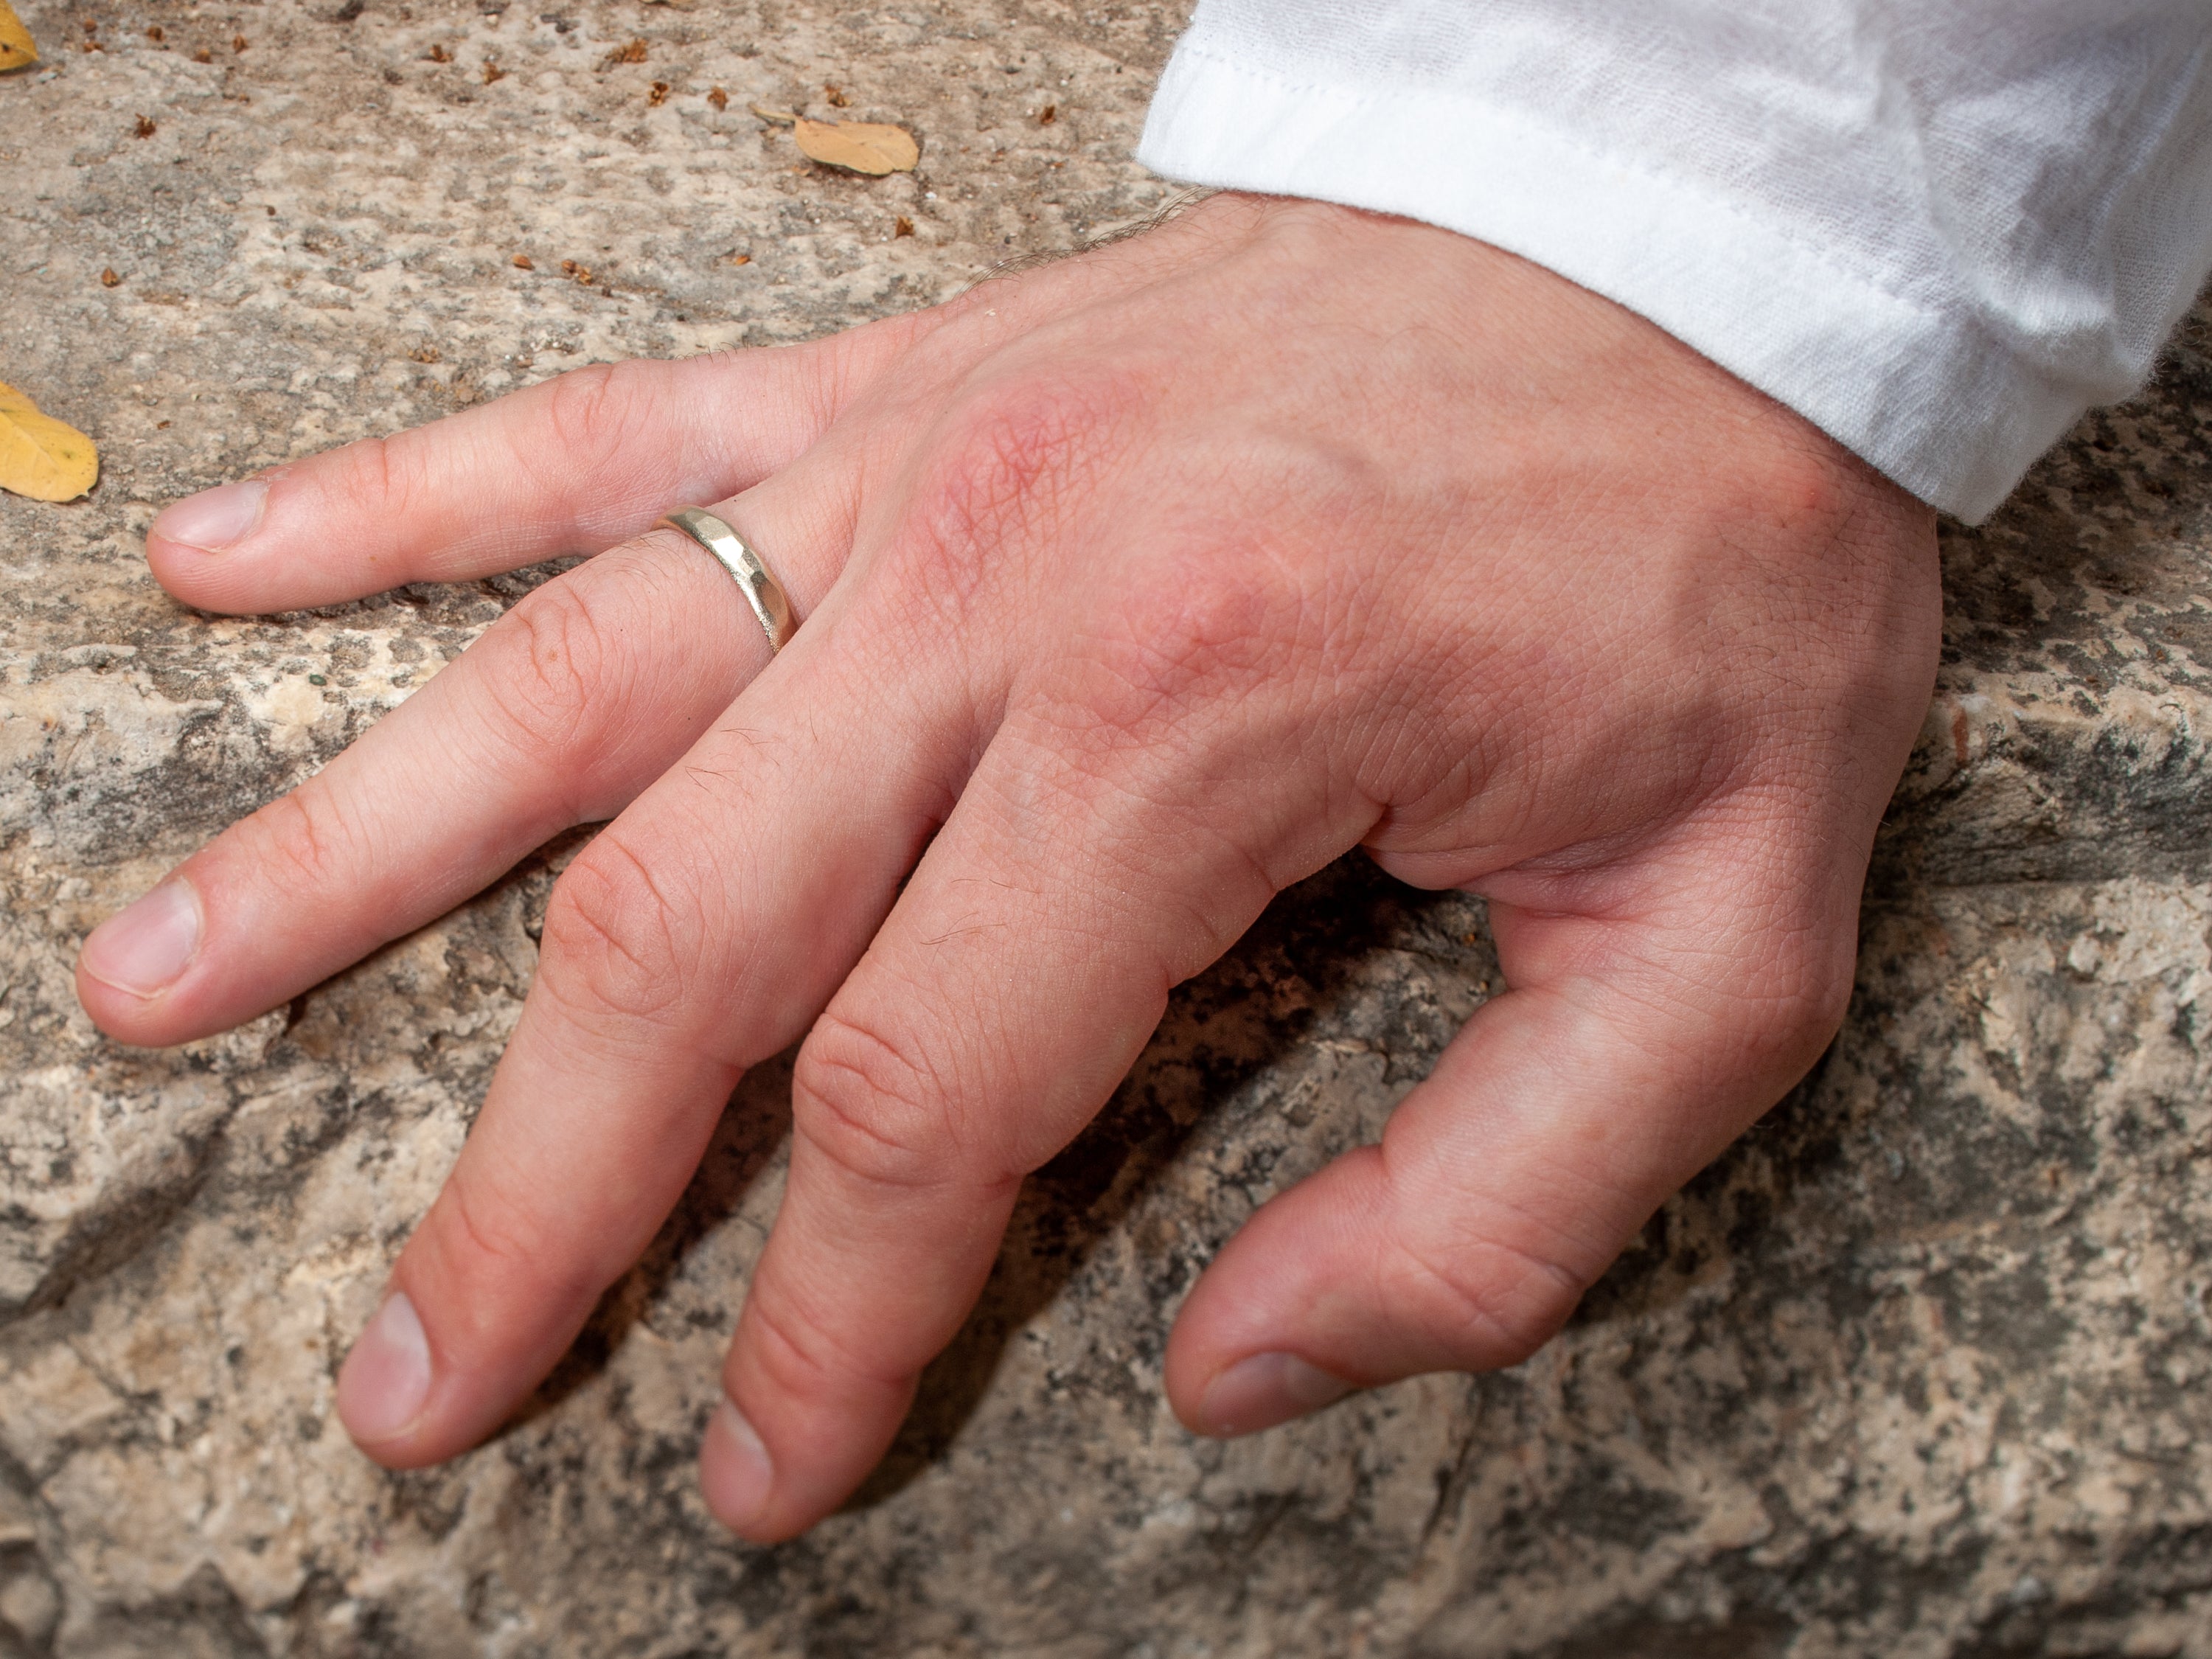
248 782 370 897
536 359 659 464
1754 925 1857 1065
1708 888 1859 1074
1379 1217 1588 1371
536 831 698 1026
742 1289 843 1399
1758 436 1860 540
1080 548 1294 739
894 368 1141 602
434 1165 552 1288
335 430 423 524
742 1276 908 1401
790 1008 961 1194
477 575 615 757
786 324 894 435
1808 959 1856 1041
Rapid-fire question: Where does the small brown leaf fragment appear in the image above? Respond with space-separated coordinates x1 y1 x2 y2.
100 268 120 287
0 0 35 71
425 41 451 61
145 22 162 40
134 114 156 138
706 85 726 111
156 419 170 428
792 116 917 176
512 253 533 269
560 259 592 283
894 215 913 237
647 79 667 105
80 37 100 51
409 346 440 364
481 59 504 83
1037 102 1055 124
727 252 750 265
0 380 100 503
823 81 848 106
601 35 645 67
232 33 246 51
192 44 210 60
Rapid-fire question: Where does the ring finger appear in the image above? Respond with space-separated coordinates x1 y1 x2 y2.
76 477 852 1049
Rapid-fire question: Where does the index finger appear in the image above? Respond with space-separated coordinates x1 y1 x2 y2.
142 324 902 616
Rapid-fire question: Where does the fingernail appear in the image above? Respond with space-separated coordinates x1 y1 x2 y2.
78 880 202 997
336 1292 433 1444
151 478 268 552
1197 1352 1355 1438
700 1397 774 1531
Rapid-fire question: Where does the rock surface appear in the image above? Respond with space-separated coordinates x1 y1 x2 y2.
4 2 2212 1655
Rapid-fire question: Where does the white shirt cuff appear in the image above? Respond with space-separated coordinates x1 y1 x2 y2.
1138 44 2129 524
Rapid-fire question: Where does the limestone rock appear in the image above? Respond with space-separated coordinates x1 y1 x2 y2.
4 1 2211 1655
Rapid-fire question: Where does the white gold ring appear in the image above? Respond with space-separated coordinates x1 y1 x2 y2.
655 507 797 654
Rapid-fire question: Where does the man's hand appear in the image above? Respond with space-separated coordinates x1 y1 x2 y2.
74 195 1939 1541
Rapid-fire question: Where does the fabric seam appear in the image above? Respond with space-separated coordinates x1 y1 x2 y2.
1162 40 1952 327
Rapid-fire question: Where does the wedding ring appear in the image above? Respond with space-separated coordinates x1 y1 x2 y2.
655 507 797 654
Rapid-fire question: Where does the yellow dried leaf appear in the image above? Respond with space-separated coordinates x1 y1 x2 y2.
0 381 100 503
793 117 918 176
0 0 38 72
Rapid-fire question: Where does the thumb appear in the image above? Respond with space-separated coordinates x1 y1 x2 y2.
1161 855 1857 1436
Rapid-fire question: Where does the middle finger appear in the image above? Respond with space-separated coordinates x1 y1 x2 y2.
330 581 974 1468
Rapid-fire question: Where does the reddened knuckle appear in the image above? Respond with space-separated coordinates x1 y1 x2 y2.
948 369 1119 484
791 1009 954 1192
1758 439 1853 529
537 832 695 1024
1753 432 1934 588
897 369 1137 591
1080 548 1293 738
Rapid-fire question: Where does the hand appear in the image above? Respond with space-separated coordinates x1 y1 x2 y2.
75 194 1939 1541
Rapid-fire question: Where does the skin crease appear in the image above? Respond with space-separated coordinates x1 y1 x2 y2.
75 193 1941 1543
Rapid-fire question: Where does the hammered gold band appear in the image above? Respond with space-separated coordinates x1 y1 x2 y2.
655 507 797 654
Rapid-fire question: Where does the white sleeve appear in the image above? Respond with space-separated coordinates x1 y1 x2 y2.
1136 1 2212 523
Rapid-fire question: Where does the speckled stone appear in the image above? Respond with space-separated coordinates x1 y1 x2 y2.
4 3 2212 1655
